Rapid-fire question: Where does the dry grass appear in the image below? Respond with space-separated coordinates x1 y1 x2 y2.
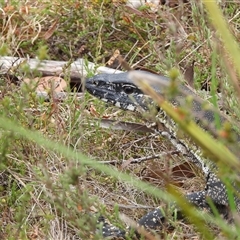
0 1 240 239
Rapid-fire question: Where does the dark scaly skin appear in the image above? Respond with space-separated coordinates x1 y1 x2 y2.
86 71 240 238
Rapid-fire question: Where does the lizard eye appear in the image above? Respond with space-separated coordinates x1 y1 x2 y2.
123 85 136 94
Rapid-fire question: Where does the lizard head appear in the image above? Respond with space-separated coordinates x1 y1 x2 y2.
85 71 169 112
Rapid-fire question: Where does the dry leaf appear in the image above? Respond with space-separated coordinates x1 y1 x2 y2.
77 44 88 57
107 49 120 66
142 160 195 186
20 5 30 14
77 205 83 211
27 225 42 240
43 20 58 40
172 162 196 178
184 61 195 87
89 104 100 117
3 5 15 13
23 76 67 93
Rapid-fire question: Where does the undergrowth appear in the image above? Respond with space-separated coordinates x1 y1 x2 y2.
0 1 240 239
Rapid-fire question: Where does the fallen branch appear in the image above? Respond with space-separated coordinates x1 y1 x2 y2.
100 151 180 165
0 56 123 80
